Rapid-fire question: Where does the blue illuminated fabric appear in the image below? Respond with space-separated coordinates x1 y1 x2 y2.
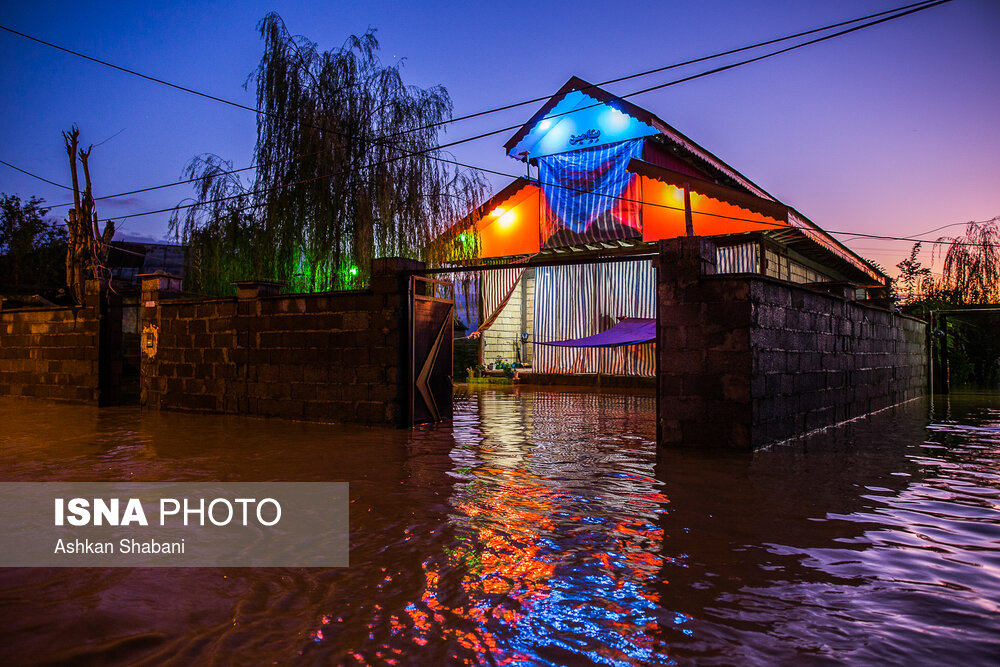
538 139 643 247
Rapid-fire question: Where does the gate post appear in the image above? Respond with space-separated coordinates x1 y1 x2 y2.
96 279 124 406
372 258 425 427
137 272 182 410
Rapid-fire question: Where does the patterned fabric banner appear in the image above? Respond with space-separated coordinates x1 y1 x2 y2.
538 139 643 248
532 259 656 376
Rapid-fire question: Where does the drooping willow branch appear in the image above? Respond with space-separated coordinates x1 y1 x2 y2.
171 13 486 295
928 218 1000 305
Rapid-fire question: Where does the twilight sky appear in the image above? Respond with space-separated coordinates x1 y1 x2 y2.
1 0 997 275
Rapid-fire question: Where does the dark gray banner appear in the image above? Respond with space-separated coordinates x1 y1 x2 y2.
0 483 349 567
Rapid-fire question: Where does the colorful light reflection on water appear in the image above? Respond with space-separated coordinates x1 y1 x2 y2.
1 389 999 665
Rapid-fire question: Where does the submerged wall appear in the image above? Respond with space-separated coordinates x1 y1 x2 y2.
0 281 103 403
657 237 927 449
139 259 418 425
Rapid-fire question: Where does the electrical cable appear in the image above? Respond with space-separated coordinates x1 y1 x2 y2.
0 0 948 206
393 1 946 135
87 143 998 251
3 1 976 261
0 159 71 190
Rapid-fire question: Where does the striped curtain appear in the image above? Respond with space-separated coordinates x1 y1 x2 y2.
538 139 643 248
717 242 759 274
472 267 524 336
532 259 656 376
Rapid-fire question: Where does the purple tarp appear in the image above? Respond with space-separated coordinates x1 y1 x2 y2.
534 317 656 348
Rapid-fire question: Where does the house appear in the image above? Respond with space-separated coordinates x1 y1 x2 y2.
428 77 886 378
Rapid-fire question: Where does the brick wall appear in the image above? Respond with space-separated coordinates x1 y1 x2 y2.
0 281 102 402
657 237 928 449
140 259 417 425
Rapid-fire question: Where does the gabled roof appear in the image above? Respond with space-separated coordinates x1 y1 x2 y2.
503 77 776 200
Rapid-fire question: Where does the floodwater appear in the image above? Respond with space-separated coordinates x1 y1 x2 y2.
1 388 998 665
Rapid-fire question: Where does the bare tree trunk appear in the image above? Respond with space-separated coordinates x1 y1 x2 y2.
62 126 114 305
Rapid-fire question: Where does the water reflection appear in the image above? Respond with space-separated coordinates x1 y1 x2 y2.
402 389 673 665
1 390 999 665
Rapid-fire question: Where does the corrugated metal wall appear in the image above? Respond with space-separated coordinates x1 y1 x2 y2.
532 259 656 376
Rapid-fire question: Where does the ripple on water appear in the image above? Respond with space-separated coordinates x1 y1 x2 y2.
0 391 999 664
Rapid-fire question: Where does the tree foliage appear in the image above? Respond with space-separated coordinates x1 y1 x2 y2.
0 194 67 290
172 13 485 295
930 218 1000 305
895 242 931 302
901 218 1000 388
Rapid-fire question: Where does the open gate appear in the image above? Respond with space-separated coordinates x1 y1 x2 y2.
409 275 454 426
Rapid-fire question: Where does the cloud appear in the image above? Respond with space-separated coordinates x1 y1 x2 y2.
101 197 145 211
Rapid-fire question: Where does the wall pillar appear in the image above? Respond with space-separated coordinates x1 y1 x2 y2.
657 237 754 448
373 257 425 426
138 272 183 409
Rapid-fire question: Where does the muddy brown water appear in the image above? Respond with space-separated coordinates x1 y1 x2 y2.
1 388 998 665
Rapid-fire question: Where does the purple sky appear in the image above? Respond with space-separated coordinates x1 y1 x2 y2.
1 0 997 275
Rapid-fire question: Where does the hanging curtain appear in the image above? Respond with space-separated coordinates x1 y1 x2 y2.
532 258 656 375
469 267 524 338
538 138 644 248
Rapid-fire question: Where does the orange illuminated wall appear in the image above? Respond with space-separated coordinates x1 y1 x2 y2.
640 177 787 242
477 185 542 259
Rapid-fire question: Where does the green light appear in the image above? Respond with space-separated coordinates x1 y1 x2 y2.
348 265 359 276
458 232 467 242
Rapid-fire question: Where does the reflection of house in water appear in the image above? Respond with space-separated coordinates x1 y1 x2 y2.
429 77 886 379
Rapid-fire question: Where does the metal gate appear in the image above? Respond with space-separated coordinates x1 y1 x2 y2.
409 275 454 426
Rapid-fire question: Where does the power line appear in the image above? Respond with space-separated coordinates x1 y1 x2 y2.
47 150 328 209
0 25 274 120
863 216 1000 241
0 158 71 190
429 0 954 153
93 137 999 253
3 1 969 256
13 153 999 255
395 0 947 135
620 1 951 100
0 1 948 207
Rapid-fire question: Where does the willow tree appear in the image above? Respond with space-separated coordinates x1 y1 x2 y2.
172 13 484 295
929 218 1000 305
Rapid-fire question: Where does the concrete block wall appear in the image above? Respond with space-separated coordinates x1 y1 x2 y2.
657 237 928 449
0 281 102 402
747 279 927 447
140 258 418 425
657 238 754 448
